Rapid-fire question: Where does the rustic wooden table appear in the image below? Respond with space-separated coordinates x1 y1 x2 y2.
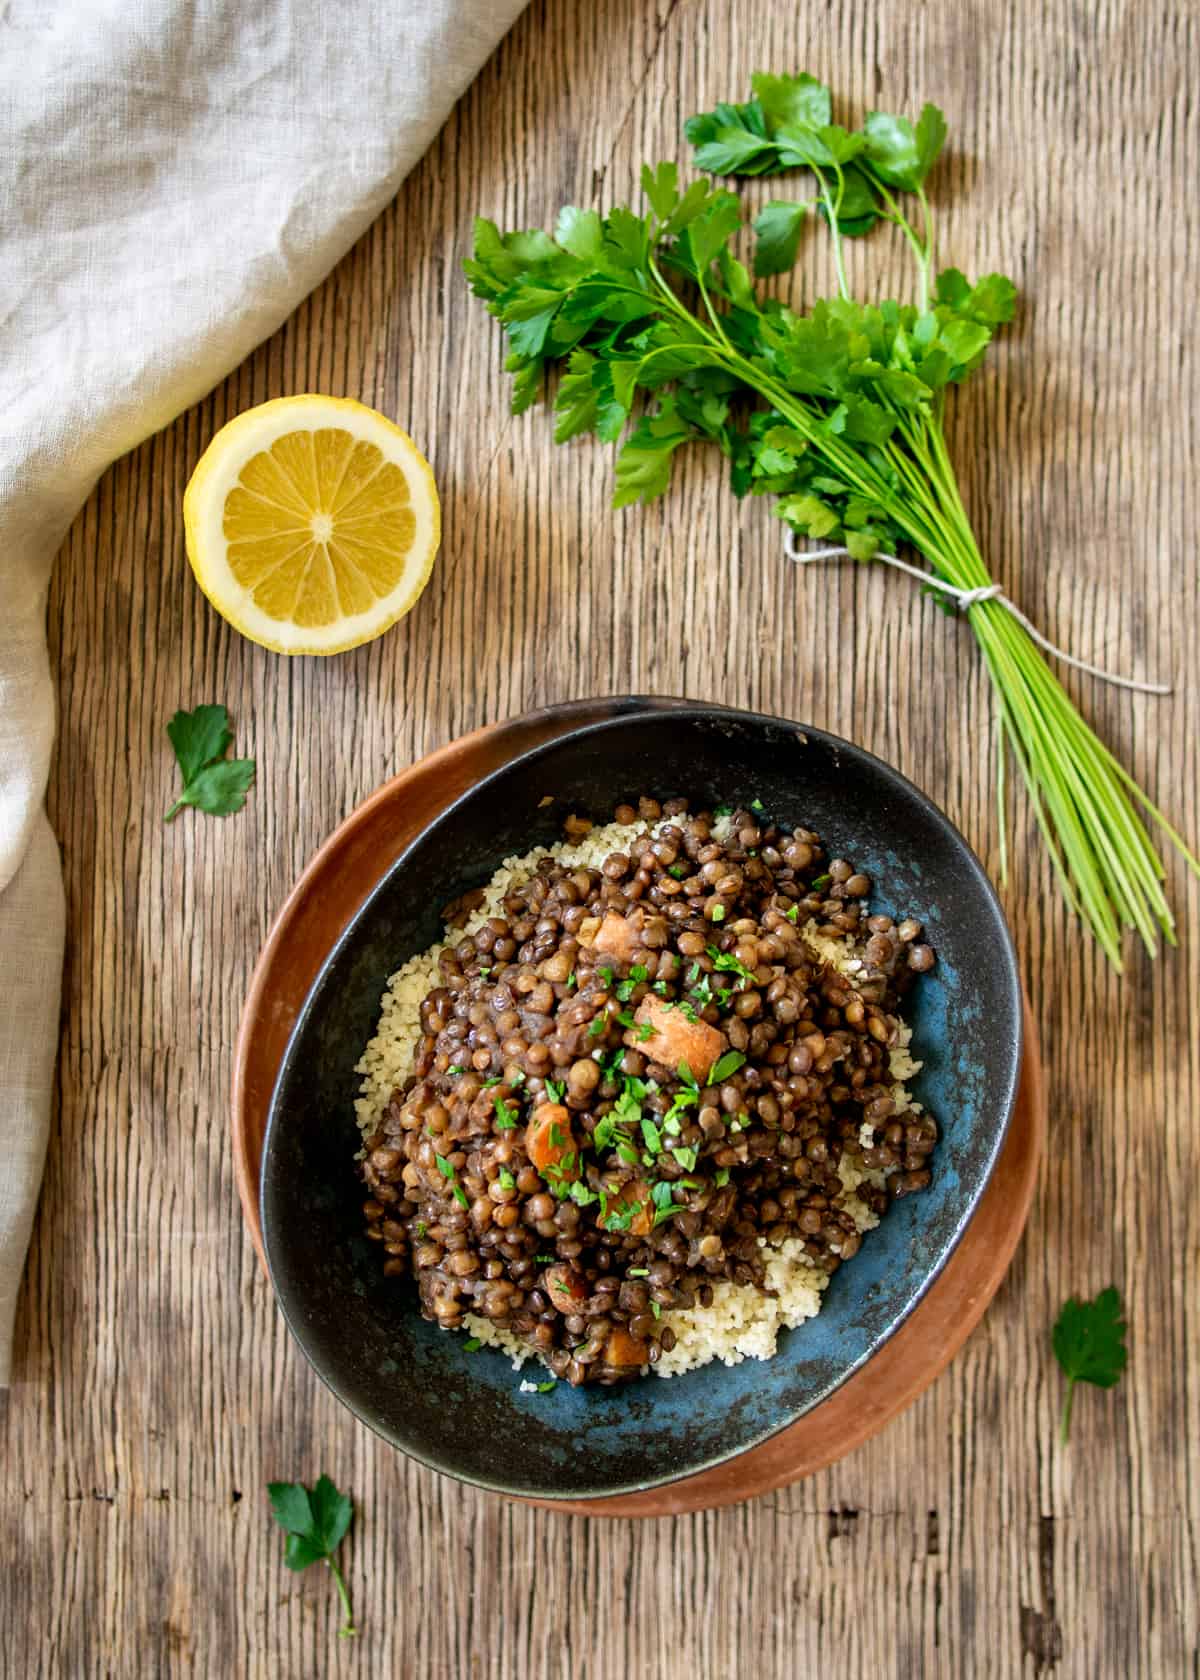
4 0 1196 1673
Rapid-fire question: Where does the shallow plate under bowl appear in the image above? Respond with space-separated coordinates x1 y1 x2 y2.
254 703 1025 1502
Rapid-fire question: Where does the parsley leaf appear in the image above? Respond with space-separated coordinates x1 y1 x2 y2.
753 201 808 276
708 1049 746 1084
267 1476 355 1639
1053 1288 1128 1443
164 704 255 820
544 1078 565 1104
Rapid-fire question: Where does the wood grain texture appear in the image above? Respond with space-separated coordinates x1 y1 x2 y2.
4 0 1197 1673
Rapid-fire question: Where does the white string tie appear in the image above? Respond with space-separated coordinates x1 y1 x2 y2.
783 532 1171 696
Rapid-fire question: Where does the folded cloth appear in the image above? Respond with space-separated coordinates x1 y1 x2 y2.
0 0 527 1384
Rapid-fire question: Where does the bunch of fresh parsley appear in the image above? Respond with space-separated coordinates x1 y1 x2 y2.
465 71 1197 969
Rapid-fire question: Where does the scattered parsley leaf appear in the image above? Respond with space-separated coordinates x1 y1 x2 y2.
714 1168 731 1187
598 966 615 987
164 704 255 821
494 1098 518 1130
711 904 726 923
267 1476 355 1639
463 1337 482 1352
708 1049 746 1084
811 873 832 893
1053 1287 1128 1443
446 1064 466 1076
671 1145 699 1171
785 904 799 923
628 1267 650 1277
651 1300 662 1319
536 1380 558 1393
588 1015 607 1038
544 1078 565 1104
498 1168 515 1190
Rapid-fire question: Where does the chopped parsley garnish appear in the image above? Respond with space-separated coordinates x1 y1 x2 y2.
604 1202 637 1232
651 1181 676 1212
598 966 615 987
569 1180 599 1208
478 967 492 978
713 804 732 819
785 904 800 923
811 873 832 892
434 1153 469 1209
494 1097 518 1130
717 987 734 1006
548 1122 567 1148
668 864 687 879
628 1267 650 1277
463 1337 482 1352
677 1061 699 1091
616 965 648 1002
651 1300 662 1319
671 1146 699 1171
653 979 670 996
616 1009 637 1030
535 1253 555 1262
714 1168 730 1187
641 1117 662 1156
708 1049 746 1084
510 1070 526 1087
566 971 577 989
637 1021 657 1041
498 1168 515 1190
446 1064 466 1076
415 1221 427 1237
711 904 726 923
663 1113 683 1137
707 945 755 983
536 1380 557 1394
616 1141 640 1166
678 1001 698 1023
588 1014 606 1038
544 1078 565 1104
750 798 765 813
482 1075 502 1089
691 975 713 1006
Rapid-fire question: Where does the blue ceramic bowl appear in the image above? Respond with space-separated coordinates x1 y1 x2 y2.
261 705 1022 1499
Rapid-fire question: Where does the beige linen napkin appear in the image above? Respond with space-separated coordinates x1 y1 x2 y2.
0 0 527 1384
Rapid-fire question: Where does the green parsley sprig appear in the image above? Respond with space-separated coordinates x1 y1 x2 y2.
164 703 255 820
465 72 1197 969
1052 1287 1128 1443
267 1476 355 1639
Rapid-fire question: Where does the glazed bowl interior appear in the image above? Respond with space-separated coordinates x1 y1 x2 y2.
261 706 1021 1500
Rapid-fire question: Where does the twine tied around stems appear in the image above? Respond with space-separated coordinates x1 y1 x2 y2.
782 530 1171 696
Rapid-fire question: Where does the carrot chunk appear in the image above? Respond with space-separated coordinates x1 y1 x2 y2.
633 995 727 1084
525 1103 577 1177
592 910 641 963
605 1325 650 1367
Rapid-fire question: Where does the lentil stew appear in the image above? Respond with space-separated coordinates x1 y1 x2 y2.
358 798 938 1387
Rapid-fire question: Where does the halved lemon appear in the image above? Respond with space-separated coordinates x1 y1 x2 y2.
183 395 440 654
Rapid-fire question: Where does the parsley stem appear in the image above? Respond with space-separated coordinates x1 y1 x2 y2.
328 1557 356 1638
1059 1377 1075 1444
